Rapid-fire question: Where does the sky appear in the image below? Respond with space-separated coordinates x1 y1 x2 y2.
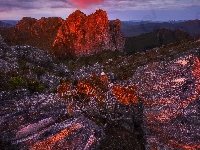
0 0 200 21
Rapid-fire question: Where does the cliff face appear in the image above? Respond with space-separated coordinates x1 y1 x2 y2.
14 17 37 42
13 17 64 50
52 9 124 57
0 9 124 58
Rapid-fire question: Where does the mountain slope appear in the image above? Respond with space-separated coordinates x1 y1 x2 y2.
125 28 192 54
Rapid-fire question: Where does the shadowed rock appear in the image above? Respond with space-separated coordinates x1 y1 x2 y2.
0 94 104 150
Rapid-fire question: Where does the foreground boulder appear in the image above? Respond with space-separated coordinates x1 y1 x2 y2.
0 39 70 97
131 53 200 149
0 94 104 150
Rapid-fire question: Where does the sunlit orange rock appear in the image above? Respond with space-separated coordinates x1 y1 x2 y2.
53 9 124 57
14 17 37 42
31 17 64 37
57 82 72 98
100 72 108 82
13 16 64 51
77 81 94 96
112 85 138 105
31 123 82 150
75 74 108 104
2 9 124 58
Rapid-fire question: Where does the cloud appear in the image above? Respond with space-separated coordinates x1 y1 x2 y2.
70 0 104 8
1 0 200 12
0 0 71 11
0 0 200 20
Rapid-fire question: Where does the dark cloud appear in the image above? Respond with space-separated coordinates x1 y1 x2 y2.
1 0 200 12
0 0 38 11
0 0 71 11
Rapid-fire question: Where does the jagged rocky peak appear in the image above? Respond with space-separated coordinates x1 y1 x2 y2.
67 9 86 18
52 9 124 57
31 17 64 37
1 9 124 58
15 16 64 36
15 17 37 30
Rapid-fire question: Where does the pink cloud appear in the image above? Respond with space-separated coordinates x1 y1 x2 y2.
71 0 104 8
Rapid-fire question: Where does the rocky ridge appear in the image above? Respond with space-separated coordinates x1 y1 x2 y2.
131 53 200 149
0 9 124 58
0 36 200 149
52 9 124 57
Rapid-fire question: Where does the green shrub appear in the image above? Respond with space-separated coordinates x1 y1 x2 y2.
7 75 46 93
8 76 27 90
27 78 46 93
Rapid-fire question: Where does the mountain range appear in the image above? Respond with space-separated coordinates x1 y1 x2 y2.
0 21 15 28
122 19 200 37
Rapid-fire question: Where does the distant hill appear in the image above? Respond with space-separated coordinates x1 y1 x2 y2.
0 20 19 26
125 28 192 54
122 20 200 38
0 21 14 28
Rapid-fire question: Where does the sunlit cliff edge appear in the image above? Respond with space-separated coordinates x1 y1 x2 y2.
0 9 124 58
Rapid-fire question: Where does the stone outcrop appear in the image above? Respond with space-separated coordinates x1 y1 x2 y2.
0 9 124 58
0 94 104 150
13 17 64 51
52 9 124 57
14 17 37 43
1 34 200 149
130 53 200 149
0 39 105 149
0 39 70 96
